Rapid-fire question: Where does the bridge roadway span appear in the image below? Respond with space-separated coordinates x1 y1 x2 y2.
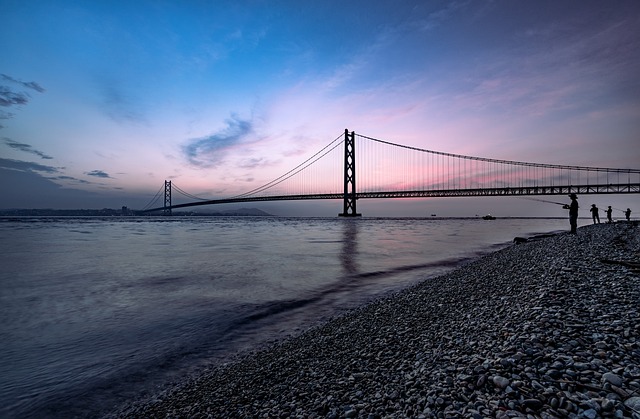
143 182 640 213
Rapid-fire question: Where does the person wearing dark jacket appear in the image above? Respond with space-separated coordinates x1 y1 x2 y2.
563 194 579 234
590 204 601 224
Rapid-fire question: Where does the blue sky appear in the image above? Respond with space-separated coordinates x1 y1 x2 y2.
1 0 639 216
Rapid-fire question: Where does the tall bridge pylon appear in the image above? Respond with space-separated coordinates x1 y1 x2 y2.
164 180 172 215
339 129 361 217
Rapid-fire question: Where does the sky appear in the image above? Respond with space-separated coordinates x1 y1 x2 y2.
1 0 639 217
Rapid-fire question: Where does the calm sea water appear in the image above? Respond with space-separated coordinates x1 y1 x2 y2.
0 216 578 418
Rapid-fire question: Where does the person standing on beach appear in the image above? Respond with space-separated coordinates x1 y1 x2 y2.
625 208 632 221
590 204 600 224
606 206 613 223
563 194 579 234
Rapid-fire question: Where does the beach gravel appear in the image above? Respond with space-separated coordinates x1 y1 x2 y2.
110 222 640 418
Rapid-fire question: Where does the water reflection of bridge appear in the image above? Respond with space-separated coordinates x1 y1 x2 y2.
141 130 640 216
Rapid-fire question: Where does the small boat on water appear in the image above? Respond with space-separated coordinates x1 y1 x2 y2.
482 214 496 220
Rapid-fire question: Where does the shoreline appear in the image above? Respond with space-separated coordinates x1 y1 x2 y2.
109 222 640 418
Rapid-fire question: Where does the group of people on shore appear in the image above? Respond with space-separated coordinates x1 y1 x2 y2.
563 193 632 234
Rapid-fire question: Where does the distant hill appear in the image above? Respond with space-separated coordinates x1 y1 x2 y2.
217 208 273 216
179 208 273 216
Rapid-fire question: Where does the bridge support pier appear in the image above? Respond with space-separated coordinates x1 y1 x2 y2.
339 129 361 217
164 180 172 216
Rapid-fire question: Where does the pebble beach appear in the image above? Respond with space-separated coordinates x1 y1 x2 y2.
110 222 640 418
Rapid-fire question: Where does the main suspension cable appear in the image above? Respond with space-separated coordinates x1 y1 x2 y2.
231 132 345 198
141 183 165 211
355 133 640 173
172 183 209 201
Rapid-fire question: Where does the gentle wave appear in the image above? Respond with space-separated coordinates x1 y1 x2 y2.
0 216 575 418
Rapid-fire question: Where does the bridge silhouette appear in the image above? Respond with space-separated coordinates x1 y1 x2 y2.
141 129 640 216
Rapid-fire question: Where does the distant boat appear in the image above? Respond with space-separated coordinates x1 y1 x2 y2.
431 214 437 217
482 214 496 220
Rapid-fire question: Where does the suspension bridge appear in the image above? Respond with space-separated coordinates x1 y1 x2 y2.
140 129 640 216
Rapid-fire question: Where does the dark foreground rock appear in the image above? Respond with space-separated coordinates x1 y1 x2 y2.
109 223 640 418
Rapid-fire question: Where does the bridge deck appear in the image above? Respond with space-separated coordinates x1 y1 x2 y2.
142 183 640 213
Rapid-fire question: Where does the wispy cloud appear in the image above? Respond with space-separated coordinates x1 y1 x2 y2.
0 74 45 133
0 74 45 109
99 83 146 123
1 74 46 93
86 170 112 178
0 86 29 107
0 110 14 128
56 175 91 184
182 114 253 168
413 0 470 32
0 157 59 173
444 11 640 120
237 157 279 169
3 138 53 159
0 155 98 192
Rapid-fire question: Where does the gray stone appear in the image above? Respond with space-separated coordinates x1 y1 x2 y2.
573 362 589 370
492 375 510 389
603 372 623 387
601 398 615 411
624 397 640 411
595 341 608 349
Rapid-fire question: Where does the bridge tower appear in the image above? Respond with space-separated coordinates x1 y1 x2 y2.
164 180 172 216
339 129 361 217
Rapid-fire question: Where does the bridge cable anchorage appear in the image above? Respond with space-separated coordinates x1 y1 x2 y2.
230 132 345 199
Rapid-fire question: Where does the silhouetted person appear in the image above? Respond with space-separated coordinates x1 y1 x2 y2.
626 208 632 221
563 194 579 234
606 206 613 223
590 204 600 224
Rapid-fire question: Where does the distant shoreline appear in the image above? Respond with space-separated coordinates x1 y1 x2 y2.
0 208 274 217
0 208 586 220
0 211 627 221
